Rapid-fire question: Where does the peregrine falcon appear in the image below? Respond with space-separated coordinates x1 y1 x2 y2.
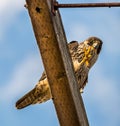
16 37 102 109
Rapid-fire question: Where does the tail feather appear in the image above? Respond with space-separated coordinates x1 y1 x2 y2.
16 86 52 109
16 88 36 109
16 78 52 109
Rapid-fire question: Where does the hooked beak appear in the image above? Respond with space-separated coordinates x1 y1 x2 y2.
96 40 103 54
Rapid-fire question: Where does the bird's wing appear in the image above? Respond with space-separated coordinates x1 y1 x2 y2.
68 41 79 51
80 75 88 93
68 41 89 92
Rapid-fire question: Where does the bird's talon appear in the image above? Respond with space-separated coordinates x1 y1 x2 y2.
80 88 83 93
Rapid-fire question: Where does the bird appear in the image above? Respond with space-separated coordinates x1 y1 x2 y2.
16 36 103 109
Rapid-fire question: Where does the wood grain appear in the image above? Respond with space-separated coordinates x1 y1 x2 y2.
26 0 89 125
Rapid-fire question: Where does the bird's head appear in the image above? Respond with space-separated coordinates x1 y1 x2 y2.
84 37 103 55
83 37 103 68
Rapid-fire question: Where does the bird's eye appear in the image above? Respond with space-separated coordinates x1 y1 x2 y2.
88 40 93 46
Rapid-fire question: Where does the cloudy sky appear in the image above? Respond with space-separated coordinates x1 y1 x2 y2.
0 0 120 126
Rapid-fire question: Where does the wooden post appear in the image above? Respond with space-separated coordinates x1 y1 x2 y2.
26 0 89 125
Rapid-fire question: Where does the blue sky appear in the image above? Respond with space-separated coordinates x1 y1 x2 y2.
0 0 120 126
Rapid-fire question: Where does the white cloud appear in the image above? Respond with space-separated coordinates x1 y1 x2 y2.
66 23 90 42
0 54 43 102
0 0 25 42
0 0 24 14
83 65 120 126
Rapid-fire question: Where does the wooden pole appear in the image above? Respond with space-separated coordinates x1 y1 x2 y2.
26 0 89 125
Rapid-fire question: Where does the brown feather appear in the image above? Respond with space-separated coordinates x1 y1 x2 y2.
16 88 36 109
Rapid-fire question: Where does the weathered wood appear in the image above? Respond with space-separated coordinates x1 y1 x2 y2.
26 0 89 125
